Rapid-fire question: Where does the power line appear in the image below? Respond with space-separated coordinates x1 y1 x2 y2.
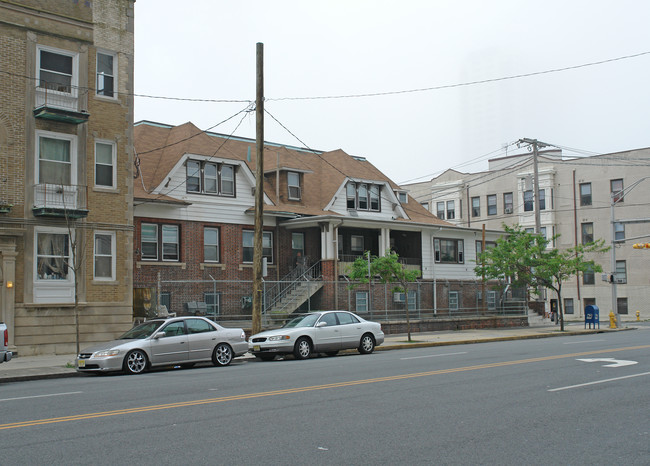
267 51 650 101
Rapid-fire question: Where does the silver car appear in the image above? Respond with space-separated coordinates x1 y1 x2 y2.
249 311 384 361
77 316 248 375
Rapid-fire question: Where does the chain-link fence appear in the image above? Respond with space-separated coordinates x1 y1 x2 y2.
134 277 527 327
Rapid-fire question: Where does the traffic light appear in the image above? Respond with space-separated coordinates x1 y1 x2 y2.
632 243 650 249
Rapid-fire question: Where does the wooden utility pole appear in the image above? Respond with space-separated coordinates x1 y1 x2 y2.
252 42 264 334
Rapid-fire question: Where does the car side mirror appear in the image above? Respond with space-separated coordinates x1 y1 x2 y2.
153 331 166 339
316 321 328 328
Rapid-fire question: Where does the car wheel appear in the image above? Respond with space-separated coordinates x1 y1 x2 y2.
358 333 375 354
212 343 233 367
325 351 339 357
293 337 312 360
123 349 148 374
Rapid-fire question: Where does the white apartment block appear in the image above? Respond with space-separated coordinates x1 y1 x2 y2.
404 147 650 322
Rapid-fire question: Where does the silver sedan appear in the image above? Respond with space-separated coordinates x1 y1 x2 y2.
249 311 384 361
77 316 248 374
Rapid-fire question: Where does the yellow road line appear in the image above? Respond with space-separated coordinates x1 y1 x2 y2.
2 344 648 430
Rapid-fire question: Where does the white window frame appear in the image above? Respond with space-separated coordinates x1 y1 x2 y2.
36 130 77 186
436 201 445 219
35 228 72 282
487 290 497 310
288 171 301 200
36 45 78 96
96 50 117 99
221 164 235 196
434 238 464 264
446 200 455 220
141 223 158 261
449 290 459 311
93 231 116 281
356 291 368 312
95 139 116 189
204 227 220 263
487 194 497 216
161 225 180 262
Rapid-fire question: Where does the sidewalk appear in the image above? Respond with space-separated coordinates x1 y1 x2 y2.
0 322 631 384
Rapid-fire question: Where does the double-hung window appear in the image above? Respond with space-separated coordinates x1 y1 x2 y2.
539 189 546 210
583 265 595 285
471 197 480 217
162 225 179 261
487 194 497 216
615 222 625 242
580 183 592 206
95 140 116 188
204 227 219 262
434 238 464 264
436 201 445 219
242 230 273 263
446 200 455 219
523 190 534 212
38 47 75 94
96 51 116 98
346 182 381 211
615 260 627 284
186 160 236 196
141 223 180 261
288 172 301 200
356 292 368 312
581 223 594 245
449 290 459 311
611 179 624 203
94 231 115 280
564 298 574 314
504 192 513 214
36 231 70 280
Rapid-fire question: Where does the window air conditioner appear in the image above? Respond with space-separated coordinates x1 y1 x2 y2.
616 278 626 284
505 207 513 214
393 292 405 303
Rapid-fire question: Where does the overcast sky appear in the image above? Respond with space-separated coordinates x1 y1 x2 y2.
134 0 650 185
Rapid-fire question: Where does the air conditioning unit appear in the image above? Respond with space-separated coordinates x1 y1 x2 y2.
505 207 513 214
616 278 626 284
393 292 405 303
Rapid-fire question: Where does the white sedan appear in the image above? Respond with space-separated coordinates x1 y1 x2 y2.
249 311 384 361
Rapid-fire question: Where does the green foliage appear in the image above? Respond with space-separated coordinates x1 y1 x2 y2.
475 224 609 331
347 250 421 291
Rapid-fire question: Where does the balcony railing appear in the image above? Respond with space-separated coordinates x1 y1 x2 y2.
32 183 88 218
33 83 89 124
339 254 421 267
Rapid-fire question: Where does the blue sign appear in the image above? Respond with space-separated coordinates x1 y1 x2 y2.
585 305 600 329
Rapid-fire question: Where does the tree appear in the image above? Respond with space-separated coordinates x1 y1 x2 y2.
348 250 421 341
475 224 609 331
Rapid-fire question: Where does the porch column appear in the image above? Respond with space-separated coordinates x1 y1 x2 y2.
319 222 336 260
380 228 390 256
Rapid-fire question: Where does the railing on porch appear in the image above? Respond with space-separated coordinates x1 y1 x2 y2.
263 260 322 313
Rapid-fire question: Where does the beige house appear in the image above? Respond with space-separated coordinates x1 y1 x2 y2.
404 147 650 321
0 0 135 355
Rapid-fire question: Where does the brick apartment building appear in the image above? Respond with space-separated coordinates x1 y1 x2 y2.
0 0 135 355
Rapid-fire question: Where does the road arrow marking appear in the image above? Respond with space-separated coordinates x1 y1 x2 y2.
576 358 638 367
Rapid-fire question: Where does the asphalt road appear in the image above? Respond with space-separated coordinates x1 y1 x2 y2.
1 328 649 465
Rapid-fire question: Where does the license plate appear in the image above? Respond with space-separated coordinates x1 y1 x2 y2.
253 345 260 351
77 359 85 368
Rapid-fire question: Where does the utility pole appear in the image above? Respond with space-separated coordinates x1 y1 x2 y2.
252 43 264 335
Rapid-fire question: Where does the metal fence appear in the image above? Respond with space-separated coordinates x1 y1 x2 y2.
134 277 527 327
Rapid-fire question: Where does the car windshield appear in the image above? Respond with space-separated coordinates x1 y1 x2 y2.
282 314 320 328
118 321 165 339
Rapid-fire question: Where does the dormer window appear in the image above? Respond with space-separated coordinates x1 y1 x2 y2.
186 160 236 196
346 182 381 211
288 171 301 200
398 192 408 203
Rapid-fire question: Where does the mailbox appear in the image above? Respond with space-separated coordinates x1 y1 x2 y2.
584 305 600 329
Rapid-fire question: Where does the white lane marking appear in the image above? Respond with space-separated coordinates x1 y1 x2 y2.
0 391 82 402
577 358 638 367
563 339 605 344
400 351 467 360
549 371 650 392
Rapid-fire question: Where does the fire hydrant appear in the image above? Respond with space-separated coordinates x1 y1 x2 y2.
637 310 641 321
609 311 617 329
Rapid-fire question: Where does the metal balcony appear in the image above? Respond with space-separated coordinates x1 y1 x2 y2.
32 184 88 218
33 84 89 124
